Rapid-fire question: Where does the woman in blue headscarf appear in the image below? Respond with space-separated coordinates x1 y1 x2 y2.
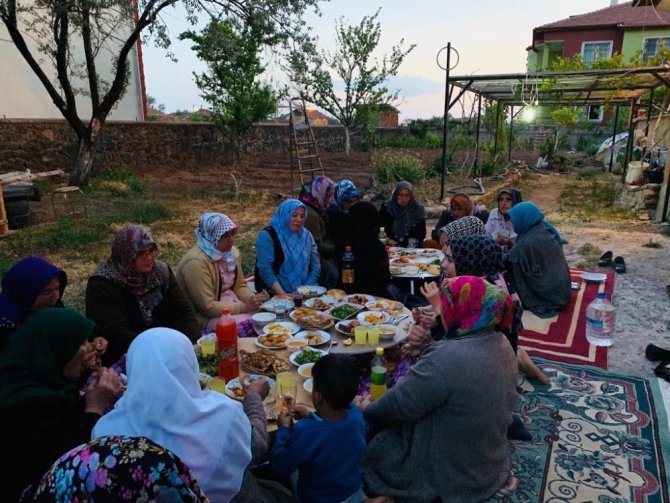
0 256 67 348
255 199 320 294
507 202 571 318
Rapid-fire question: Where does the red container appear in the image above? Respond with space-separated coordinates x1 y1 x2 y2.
216 308 239 381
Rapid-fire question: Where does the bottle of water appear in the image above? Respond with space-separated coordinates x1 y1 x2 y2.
370 347 388 400
341 245 355 292
378 227 387 245
585 292 616 346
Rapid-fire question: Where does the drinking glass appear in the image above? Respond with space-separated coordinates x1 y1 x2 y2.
275 301 287 320
367 327 380 345
276 372 297 412
408 238 419 249
292 292 304 308
198 335 216 356
354 326 367 345
206 377 227 394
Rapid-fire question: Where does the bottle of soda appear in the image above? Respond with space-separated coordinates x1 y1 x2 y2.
585 292 616 346
370 347 387 400
378 227 387 245
341 245 355 292
216 307 239 381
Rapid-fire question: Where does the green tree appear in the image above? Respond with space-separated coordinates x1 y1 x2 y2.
0 0 322 185
550 106 580 153
287 9 415 153
181 17 278 156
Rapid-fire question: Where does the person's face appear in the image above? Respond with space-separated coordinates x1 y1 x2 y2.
289 208 306 232
62 341 96 380
498 193 514 214
396 189 411 208
343 197 359 211
31 276 61 311
134 245 157 274
441 246 457 278
216 229 236 253
450 205 468 220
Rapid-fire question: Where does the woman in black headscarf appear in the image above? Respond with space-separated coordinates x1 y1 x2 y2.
379 181 426 248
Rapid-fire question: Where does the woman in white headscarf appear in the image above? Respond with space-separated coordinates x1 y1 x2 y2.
177 212 267 329
91 328 291 503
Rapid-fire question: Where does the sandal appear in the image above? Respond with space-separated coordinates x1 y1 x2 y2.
614 256 626 274
598 251 613 267
654 361 670 383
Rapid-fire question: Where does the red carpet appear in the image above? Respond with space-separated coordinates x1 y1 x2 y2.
518 269 616 369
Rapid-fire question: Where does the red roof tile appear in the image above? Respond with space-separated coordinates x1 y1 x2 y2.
537 1 670 31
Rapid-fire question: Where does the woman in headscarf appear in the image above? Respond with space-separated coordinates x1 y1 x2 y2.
436 215 487 250
176 213 267 329
0 256 67 347
430 192 489 242
507 202 571 318
298 176 337 287
485 188 522 251
92 328 292 503
379 181 426 248
21 436 210 502
254 199 320 294
0 308 122 501
358 276 517 502
328 179 361 252
86 224 200 365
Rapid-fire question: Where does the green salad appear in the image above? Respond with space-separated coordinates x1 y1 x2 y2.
330 304 359 320
197 353 218 377
294 349 323 365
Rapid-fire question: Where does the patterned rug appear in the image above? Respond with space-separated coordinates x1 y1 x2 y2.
489 359 670 502
518 270 616 370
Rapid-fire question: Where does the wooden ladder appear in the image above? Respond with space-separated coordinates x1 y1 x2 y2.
289 97 324 192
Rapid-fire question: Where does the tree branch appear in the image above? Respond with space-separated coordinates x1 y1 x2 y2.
80 6 100 108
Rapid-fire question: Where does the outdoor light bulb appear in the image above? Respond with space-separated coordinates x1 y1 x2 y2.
523 107 536 123
534 100 539 106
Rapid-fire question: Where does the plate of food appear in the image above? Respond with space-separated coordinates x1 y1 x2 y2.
294 329 331 347
297 285 326 298
343 294 375 305
580 272 607 283
225 375 276 403
256 332 291 349
296 313 335 331
329 303 363 321
334 319 361 337
389 265 406 275
390 256 412 265
289 347 327 367
289 306 319 321
384 300 405 317
239 349 290 376
357 310 391 325
196 352 218 377
421 249 440 257
304 296 337 310
365 299 390 311
261 298 295 313
262 321 300 335
325 288 347 301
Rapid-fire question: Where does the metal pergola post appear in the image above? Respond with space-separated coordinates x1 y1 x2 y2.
493 102 500 158
473 94 482 176
508 105 514 161
439 42 452 202
609 105 619 173
622 98 637 182
645 91 653 136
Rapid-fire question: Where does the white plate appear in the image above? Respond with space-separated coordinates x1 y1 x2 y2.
289 348 328 367
294 329 331 346
261 299 295 313
255 334 290 350
377 324 397 340
296 285 326 297
297 363 315 378
262 321 300 335
389 265 406 276
334 320 360 337
303 378 313 394
365 299 390 311
304 296 337 310
580 272 607 282
357 310 391 325
343 294 376 305
225 375 276 403
288 307 319 321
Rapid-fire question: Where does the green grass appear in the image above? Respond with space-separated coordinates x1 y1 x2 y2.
576 243 603 269
642 240 663 249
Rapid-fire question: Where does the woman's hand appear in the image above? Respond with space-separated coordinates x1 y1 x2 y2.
356 395 372 412
496 235 513 248
245 378 270 400
91 336 108 356
290 402 311 420
420 282 441 313
402 324 432 354
84 368 124 415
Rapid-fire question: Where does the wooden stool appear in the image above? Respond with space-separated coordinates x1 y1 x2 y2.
51 186 88 218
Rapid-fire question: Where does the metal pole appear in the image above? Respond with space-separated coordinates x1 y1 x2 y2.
622 98 637 183
493 102 500 158
439 43 452 202
473 94 482 177
609 105 619 173
645 91 653 136
508 105 514 161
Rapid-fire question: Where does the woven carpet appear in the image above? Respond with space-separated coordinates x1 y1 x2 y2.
518 269 616 370
487 359 670 503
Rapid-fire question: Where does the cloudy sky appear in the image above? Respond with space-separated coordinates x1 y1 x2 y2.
143 0 610 120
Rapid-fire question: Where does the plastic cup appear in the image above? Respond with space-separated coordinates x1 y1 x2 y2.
199 337 215 356
408 238 419 249
367 327 380 345
354 326 367 345
276 372 297 412
275 301 287 320
206 377 226 394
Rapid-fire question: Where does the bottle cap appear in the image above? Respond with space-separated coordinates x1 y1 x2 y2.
222 307 230 315
375 347 384 356
596 292 607 299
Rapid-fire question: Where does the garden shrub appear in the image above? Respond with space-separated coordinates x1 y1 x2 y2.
373 150 425 184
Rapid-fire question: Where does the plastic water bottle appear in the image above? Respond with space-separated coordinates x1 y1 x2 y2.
370 347 388 400
216 308 239 381
585 293 616 346
378 227 387 245
341 245 355 291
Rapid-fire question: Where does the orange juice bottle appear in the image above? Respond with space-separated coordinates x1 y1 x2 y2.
216 308 239 381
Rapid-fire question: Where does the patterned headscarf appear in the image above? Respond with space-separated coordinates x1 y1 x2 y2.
21 436 210 502
195 212 237 262
497 188 522 221
0 257 67 329
92 225 169 325
271 199 315 292
439 276 514 338
508 202 562 245
449 193 474 215
299 176 336 211
449 236 504 277
439 216 486 242
386 181 425 241
331 179 360 212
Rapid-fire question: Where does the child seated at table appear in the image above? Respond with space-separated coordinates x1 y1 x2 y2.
271 354 366 503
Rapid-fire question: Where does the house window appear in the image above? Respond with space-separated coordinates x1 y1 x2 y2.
643 37 670 59
581 41 613 64
585 105 604 122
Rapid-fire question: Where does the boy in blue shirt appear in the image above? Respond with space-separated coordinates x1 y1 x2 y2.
271 354 366 503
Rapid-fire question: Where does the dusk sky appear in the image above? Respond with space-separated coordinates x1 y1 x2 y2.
143 0 610 119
